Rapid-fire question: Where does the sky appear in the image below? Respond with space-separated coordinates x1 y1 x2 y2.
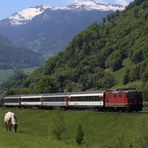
0 0 133 20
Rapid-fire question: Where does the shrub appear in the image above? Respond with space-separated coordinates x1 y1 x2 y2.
76 124 84 145
52 107 65 140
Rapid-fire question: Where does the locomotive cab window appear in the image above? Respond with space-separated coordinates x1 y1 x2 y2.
127 92 137 99
114 93 117 98
119 93 122 98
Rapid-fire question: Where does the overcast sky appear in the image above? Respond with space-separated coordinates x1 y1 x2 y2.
0 0 133 20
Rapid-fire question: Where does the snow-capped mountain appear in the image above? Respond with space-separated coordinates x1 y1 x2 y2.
0 1 125 57
68 1 124 11
8 1 125 25
9 4 50 25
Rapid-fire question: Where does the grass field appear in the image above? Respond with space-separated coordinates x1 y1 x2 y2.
0 108 148 148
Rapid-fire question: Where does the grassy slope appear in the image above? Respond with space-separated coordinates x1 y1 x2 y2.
0 68 37 84
111 58 143 88
0 108 148 148
0 70 14 84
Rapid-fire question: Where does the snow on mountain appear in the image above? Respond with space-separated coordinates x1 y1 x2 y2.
9 4 50 25
8 1 125 25
68 1 125 11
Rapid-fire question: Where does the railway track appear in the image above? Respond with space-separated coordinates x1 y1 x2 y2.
95 109 148 115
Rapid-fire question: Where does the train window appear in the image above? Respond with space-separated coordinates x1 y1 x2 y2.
119 93 122 98
4 98 20 103
22 98 40 102
93 97 95 101
54 98 56 102
107 93 112 98
86 97 89 101
85 97 87 101
127 92 137 99
90 97 92 101
114 94 117 98
96 96 98 101
54 97 56 102
83 97 85 101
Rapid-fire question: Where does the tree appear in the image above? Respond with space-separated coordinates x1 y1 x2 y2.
123 69 130 84
132 49 143 64
76 124 84 145
36 76 58 93
102 73 116 89
105 51 123 71
52 107 65 140
142 87 148 101
142 69 148 82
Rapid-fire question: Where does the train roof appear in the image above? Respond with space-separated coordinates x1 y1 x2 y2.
21 94 43 98
43 93 66 97
4 95 21 99
112 88 141 93
4 89 141 99
68 91 105 97
3 91 105 99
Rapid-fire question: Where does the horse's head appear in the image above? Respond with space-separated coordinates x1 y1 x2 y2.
13 124 18 133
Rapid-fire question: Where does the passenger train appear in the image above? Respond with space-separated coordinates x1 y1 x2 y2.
1 88 143 112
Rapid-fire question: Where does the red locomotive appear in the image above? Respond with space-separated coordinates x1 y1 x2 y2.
2 88 143 112
104 88 143 112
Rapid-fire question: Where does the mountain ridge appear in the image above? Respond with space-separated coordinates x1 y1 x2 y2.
0 33 44 70
3 1 125 26
0 1 121 56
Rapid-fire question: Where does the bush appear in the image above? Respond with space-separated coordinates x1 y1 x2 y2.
52 107 65 140
76 124 84 145
142 87 148 101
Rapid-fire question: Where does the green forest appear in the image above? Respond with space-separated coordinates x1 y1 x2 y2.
0 34 43 69
1 0 148 99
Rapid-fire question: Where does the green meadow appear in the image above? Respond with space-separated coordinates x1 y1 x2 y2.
0 108 148 148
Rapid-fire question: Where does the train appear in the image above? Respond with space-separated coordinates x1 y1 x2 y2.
1 88 143 112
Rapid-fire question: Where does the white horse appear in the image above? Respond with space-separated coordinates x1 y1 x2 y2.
4 112 18 132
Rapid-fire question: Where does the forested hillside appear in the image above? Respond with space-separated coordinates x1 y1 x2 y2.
0 34 44 69
3 0 148 95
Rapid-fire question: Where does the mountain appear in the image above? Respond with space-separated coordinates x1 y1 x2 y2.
6 1 124 26
8 4 50 25
0 1 124 57
0 34 43 70
2 0 148 95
